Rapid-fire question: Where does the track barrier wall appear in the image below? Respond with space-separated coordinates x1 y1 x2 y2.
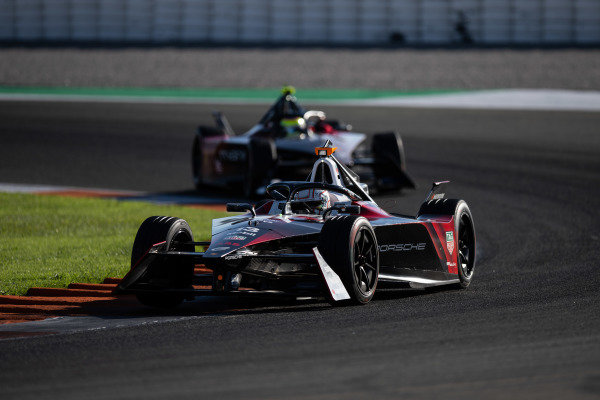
0 0 599 45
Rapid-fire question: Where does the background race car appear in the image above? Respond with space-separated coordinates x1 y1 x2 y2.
192 87 415 197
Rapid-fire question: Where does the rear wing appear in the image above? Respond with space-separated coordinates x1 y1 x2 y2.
424 181 450 203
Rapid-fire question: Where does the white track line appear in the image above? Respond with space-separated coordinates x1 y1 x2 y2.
1 89 600 111
344 89 600 112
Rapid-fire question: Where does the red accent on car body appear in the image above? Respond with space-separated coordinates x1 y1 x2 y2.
246 231 284 246
255 200 274 215
423 223 446 262
357 202 392 220
432 220 458 274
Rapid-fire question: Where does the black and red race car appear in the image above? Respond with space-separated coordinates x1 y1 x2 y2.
192 87 415 197
118 143 476 307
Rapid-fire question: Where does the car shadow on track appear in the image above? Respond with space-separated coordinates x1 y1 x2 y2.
0 286 462 338
79 286 452 320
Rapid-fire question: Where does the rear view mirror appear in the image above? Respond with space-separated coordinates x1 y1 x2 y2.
226 203 256 217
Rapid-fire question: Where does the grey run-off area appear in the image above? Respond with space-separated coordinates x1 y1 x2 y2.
1 47 600 90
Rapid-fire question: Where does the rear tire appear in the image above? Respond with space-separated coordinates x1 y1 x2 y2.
131 216 195 308
244 138 277 198
417 199 476 288
454 202 476 288
192 126 224 190
318 215 379 304
372 131 415 190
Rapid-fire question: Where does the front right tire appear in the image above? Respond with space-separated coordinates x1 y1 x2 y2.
318 215 379 304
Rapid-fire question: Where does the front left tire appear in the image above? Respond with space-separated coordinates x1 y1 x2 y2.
130 216 195 308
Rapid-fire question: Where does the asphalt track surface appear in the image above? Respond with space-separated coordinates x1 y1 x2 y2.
1 101 600 399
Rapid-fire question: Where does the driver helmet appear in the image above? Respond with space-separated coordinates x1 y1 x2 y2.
280 117 307 137
291 189 331 214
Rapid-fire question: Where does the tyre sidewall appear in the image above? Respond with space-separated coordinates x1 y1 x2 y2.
454 201 476 288
130 216 194 308
130 217 194 286
131 217 194 268
347 218 379 303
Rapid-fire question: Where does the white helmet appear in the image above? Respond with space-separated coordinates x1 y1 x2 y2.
291 189 331 214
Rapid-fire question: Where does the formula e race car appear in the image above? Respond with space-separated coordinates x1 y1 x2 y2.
118 142 476 307
192 86 415 197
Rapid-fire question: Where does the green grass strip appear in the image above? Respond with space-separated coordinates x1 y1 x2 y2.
0 86 465 101
0 193 228 296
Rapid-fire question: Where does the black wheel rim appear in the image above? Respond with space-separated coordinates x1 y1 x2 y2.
171 230 193 253
458 214 474 278
353 227 377 295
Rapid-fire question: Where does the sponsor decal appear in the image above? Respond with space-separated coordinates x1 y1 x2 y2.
446 231 454 255
430 193 445 200
224 235 246 241
227 226 260 237
224 249 256 260
211 246 230 252
217 148 246 163
446 261 458 274
379 243 426 252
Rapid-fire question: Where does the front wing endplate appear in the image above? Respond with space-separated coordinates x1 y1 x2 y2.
312 247 351 301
